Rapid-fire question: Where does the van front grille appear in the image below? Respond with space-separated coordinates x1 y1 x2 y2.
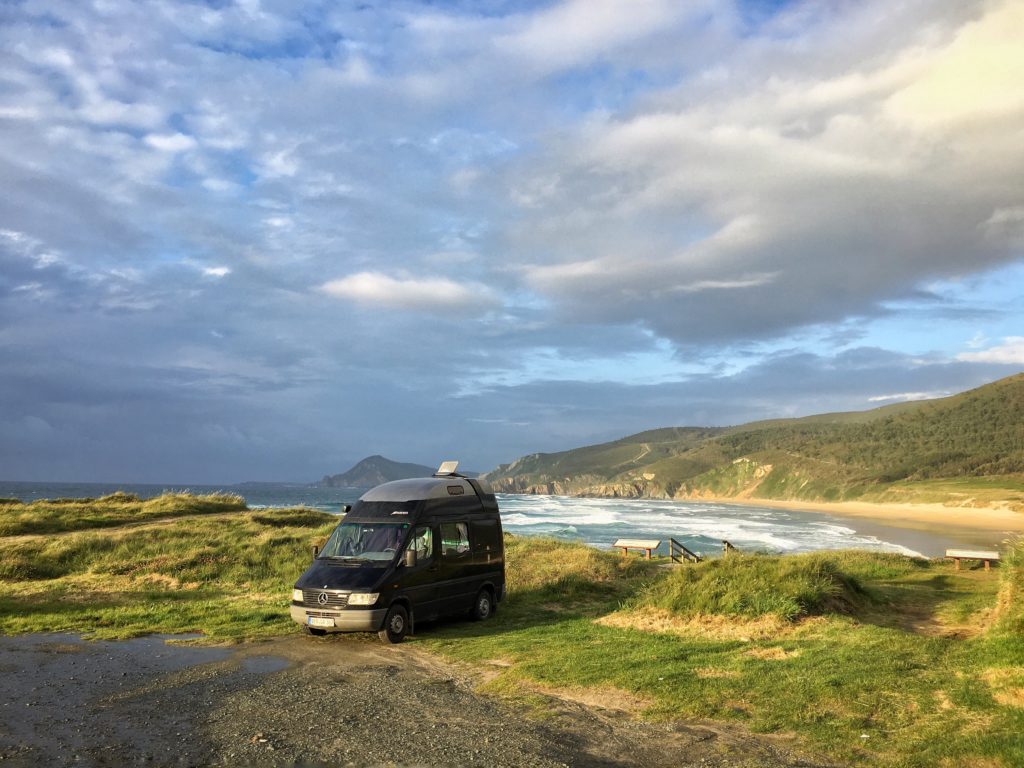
305 610 336 619
301 589 349 609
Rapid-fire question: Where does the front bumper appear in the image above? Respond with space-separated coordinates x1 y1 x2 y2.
290 603 387 632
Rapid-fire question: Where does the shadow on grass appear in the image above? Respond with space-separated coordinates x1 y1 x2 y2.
409 581 629 643
854 570 997 636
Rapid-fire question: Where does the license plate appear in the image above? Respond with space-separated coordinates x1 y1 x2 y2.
307 616 334 628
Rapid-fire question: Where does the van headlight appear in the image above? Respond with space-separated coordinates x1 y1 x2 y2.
291 588 303 603
347 592 379 606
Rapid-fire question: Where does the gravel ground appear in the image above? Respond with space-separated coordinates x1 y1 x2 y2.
0 633 829 768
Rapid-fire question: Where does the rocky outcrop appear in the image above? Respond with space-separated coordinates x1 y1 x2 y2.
486 475 676 500
318 456 435 488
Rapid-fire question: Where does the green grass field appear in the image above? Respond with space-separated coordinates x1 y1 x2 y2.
1 494 1022 766
0 491 247 536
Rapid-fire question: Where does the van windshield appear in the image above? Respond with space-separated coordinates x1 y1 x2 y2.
318 522 409 563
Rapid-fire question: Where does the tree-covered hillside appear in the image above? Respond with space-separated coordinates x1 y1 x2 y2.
484 373 1024 504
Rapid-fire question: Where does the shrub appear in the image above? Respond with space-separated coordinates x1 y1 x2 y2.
98 492 141 503
251 508 335 528
633 552 873 622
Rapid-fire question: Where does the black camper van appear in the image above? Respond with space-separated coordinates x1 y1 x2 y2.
290 462 505 643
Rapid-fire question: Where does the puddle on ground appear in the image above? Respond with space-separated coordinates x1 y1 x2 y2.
0 633 237 765
241 654 290 674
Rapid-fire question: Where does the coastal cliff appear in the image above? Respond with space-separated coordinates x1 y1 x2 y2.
484 373 1024 509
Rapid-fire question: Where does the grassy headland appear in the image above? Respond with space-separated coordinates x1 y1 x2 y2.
0 498 336 640
0 491 247 536
1 493 1022 765
483 373 1024 515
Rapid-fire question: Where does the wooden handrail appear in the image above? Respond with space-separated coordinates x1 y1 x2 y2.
669 538 702 564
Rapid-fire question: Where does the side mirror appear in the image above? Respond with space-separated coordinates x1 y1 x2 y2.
403 549 416 568
312 545 319 560
340 504 351 515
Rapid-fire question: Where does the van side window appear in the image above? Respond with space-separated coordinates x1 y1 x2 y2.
470 518 501 553
411 525 433 560
440 521 470 557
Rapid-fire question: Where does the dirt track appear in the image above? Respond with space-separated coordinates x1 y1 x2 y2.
0 633 827 767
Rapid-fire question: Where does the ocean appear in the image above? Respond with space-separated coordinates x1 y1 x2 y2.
0 480 945 557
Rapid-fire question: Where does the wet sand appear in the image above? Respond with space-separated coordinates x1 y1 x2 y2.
708 497 1023 557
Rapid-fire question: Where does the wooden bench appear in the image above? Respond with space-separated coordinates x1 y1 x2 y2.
613 538 661 559
945 549 1000 571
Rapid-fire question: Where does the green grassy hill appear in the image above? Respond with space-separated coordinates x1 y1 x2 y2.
484 373 1024 506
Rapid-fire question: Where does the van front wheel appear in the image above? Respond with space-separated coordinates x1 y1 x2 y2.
378 604 408 644
471 589 493 621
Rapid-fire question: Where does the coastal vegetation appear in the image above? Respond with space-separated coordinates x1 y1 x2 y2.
0 491 246 536
0 493 1022 765
0 501 335 638
483 373 1024 508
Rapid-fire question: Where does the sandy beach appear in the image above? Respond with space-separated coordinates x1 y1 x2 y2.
704 496 1024 556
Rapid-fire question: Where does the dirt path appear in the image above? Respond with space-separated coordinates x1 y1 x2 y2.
0 633 827 768
612 443 652 471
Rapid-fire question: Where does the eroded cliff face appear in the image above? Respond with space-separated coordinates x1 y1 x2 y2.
487 475 675 499
485 458 777 501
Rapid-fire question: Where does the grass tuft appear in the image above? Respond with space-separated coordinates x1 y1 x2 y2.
630 552 873 621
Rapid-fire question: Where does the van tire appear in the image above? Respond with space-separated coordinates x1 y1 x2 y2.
471 588 493 621
378 604 408 644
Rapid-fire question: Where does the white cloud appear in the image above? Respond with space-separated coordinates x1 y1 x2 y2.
884 2 1024 129
668 273 778 294
500 0 1024 343
868 391 947 403
202 266 231 278
983 206 1024 246
957 337 1024 364
144 132 197 152
966 332 988 349
494 0 701 74
319 272 495 314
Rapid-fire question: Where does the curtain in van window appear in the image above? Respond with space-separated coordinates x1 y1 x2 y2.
441 522 470 556
412 525 433 559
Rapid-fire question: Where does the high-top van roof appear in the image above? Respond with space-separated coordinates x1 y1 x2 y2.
360 476 480 502
354 475 501 518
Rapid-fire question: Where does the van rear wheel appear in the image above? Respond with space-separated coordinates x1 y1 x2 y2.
471 588 493 621
378 604 408 644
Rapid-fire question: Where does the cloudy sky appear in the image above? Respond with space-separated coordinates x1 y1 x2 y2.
2 0 1023 483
